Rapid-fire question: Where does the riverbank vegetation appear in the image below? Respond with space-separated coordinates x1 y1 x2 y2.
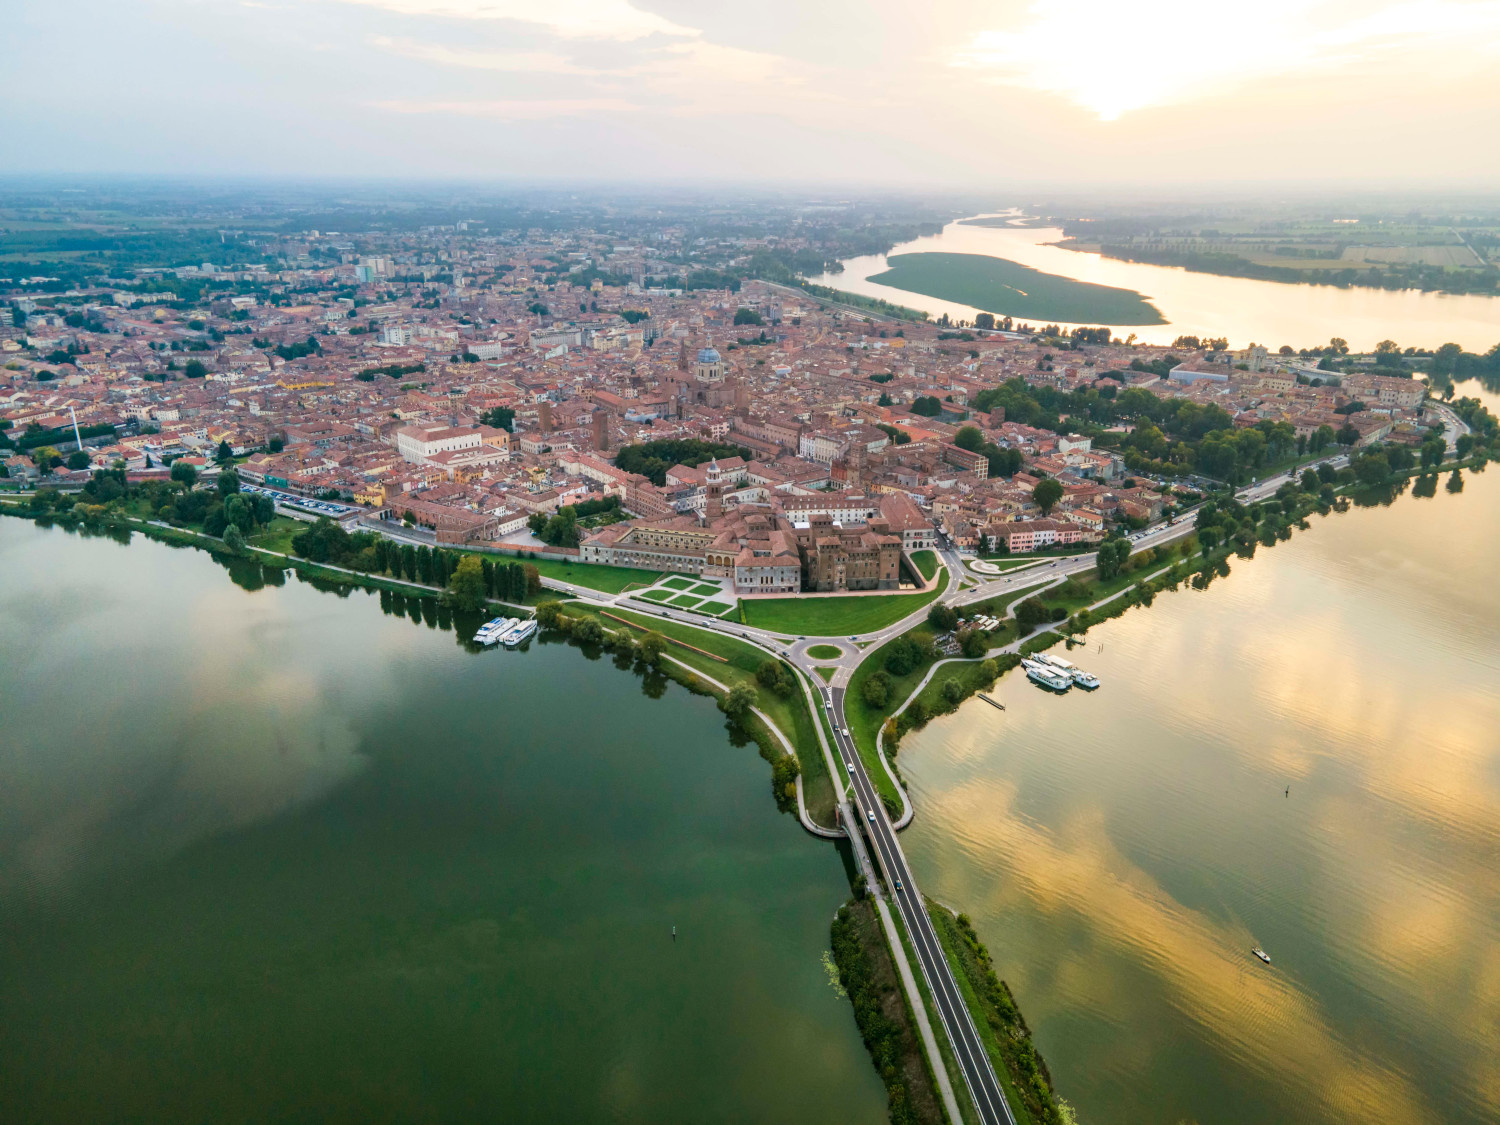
928 904 1072 1125
830 898 947 1125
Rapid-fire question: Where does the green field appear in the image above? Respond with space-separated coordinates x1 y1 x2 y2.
911 549 938 580
520 556 662 594
805 644 845 660
741 567 946 637
668 593 701 608
662 576 695 591
640 588 672 602
698 600 735 616
690 583 721 596
869 252 1166 326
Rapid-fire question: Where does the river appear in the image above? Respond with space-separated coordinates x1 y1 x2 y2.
897 383 1500 1125
807 217 1500 352
0 522 886 1123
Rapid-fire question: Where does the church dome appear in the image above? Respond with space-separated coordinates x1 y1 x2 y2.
696 347 721 364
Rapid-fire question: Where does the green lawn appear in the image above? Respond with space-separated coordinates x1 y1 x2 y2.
806 643 844 660
698 600 735 616
815 667 836 682
518 555 662 594
911 549 938 580
690 583 721 596
246 515 303 556
967 557 1043 572
640 588 672 602
668 593 702 608
869 251 1166 326
742 566 947 637
661 576 695 591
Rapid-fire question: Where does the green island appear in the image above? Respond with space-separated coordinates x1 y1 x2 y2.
868 252 1166 325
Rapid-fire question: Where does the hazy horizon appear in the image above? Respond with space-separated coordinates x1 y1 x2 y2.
8 0 1500 186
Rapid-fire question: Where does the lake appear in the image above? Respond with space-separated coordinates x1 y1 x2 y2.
807 217 1500 352
896 380 1500 1125
0 521 886 1124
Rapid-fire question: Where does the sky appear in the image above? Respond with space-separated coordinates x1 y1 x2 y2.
6 0 1500 185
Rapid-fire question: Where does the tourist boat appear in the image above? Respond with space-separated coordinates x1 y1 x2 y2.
474 617 516 645
1021 658 1072 691
1035 651 1101 690
501 618 538 647
1252 947 1272 965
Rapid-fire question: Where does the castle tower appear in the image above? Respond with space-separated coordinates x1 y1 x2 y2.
704 457 724 522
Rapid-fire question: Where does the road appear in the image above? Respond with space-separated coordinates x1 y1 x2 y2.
823 682 1017 1125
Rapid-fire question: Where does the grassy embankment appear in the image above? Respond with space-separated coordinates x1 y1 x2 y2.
740 566 948 637
549 602 837 826
911 549 939 580
868 252 1166 326
830 898 948 1125
928 903 1073 1125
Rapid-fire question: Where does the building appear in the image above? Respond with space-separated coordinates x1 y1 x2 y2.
396 423 483 464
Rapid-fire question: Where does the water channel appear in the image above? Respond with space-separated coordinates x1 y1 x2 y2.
807 217 1500 352
898 381 1500 1125
0 522 886 1123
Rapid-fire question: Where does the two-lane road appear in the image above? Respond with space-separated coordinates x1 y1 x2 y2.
822 684 1017 1125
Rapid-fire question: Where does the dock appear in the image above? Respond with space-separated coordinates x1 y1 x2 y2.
977 693 1005 711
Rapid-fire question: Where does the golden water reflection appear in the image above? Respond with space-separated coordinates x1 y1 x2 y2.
902 462 1500 1125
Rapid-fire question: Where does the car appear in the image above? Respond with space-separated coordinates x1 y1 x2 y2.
845 759 853 769
824 699 832 709
867 810 875 822
894 879 903 891
848 635 858 641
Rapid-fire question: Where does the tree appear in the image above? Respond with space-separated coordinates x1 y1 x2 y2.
222 524 246 553
953 425 984 452
535 600 565 629
756 658 795 697
733 307 764 326
721 684 757 721
960 629 987 659
974 312 995 330
1033 478 1063 516
67 450 90 470
877 392 893 407
1336 423 1360 448
1420 439 1445 469
448 555 488 613
639 632 666 666
184 359 207 379
217 467 240 495
1014 597 1051 634
1096 537 1132 580
927 602 958 632
215 439 233 463
524 563 542 596
861 672 890 709
268 436 285 453
170 460 197 488
942 678 963 705
32 446 62 473
480 406 515 432
1354 451 1391 486
910 395 942 416
224 494 254 533
1300 468 1320 492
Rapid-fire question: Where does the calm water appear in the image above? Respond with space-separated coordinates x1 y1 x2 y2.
899 383 1500 1125
0 523 886 1123
808 217 1500 352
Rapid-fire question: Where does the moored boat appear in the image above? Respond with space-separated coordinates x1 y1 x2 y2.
474 616 516 645
501 618 538 647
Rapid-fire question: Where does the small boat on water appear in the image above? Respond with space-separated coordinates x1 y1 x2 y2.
1022 657 1072 691
1252 947 1272 965
501 618 538 647
978 693 1006 710
474 616 516 645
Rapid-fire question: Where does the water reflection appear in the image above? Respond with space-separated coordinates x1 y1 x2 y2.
900 460 1500 1125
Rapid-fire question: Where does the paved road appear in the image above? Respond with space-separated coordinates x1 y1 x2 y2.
822 682 1017 1125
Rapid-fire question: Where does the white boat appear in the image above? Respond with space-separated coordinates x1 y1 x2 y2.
1022 657 1071 691
474 616 516 645
501 618 538 647
1036 651 1101 689
1252 947 1272 965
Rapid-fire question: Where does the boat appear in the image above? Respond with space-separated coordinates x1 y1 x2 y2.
1035 651 1101 690
474 616 516 645
977 693 1006 710
501 618 538 647
1252 947 1272 965
1021 657 1072 691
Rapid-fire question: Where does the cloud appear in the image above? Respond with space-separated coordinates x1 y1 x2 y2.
952 0 1500 120
369 35 581 73
372 97 640 118
331 0 697 40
